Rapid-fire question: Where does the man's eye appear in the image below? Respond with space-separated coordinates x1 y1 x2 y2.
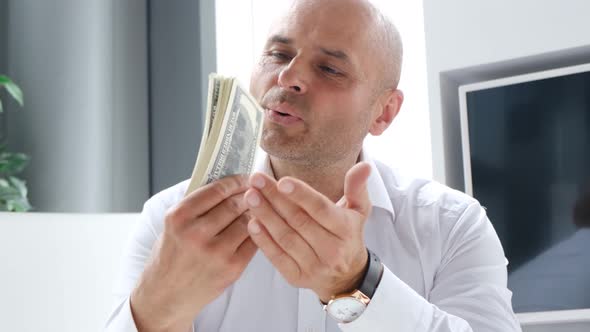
319 65 341 76
269 51 291 61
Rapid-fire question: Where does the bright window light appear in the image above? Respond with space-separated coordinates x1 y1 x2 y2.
216 0 432 178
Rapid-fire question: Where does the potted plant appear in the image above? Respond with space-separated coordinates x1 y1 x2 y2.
0 74 31 212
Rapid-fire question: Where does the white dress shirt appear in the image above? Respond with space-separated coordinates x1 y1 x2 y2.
105 150 521 332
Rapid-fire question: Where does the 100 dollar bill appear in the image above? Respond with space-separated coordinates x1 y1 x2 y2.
185 74 264 196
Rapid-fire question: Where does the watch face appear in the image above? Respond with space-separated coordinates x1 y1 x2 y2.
326 297 366 323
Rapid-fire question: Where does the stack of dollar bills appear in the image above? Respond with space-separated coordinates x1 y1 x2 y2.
185 74 264 196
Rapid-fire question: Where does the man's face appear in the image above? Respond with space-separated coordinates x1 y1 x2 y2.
249 1 382 167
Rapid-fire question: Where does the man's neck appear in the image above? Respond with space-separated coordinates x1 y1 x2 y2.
269 152 361 202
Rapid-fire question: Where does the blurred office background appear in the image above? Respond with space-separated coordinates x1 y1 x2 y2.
0 0 431 213
1 0 589 331
0 0 217 212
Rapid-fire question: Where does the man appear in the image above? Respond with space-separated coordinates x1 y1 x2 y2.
106 0 521 331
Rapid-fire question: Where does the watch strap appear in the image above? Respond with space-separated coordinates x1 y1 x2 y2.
358 248 383 299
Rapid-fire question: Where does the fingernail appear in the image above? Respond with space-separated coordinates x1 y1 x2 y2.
248 219 261 234
278 180 294 194
246 191 260 207
251 174 266 189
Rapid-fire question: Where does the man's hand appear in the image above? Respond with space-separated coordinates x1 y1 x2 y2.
130 175 258 332
244 162 373 302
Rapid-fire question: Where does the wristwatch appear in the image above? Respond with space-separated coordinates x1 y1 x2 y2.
323 248 383 323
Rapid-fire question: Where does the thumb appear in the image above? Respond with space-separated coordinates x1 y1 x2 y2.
341 162 372 216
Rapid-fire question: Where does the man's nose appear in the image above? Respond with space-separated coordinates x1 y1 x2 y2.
277 57 308 94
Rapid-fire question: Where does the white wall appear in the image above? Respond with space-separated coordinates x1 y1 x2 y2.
423 0 590 186
0 213 137 332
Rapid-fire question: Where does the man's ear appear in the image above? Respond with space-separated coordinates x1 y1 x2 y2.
369 89 404 136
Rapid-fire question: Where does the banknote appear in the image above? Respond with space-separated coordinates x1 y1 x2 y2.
185 74 264 196
193 74 224 172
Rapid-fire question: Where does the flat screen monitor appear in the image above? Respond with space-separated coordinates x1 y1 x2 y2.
458 63 590 322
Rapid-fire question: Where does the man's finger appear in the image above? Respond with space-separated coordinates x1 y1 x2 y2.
212 213 251 254
342 162 372 216
182 174 249 218
249 172 291 219
232 237 259 266
247 218 301 280
244 188 320 272
249 172 338 244
196 193 248 237
276 177 342 234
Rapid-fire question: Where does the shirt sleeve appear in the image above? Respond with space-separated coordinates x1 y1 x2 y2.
103 296 196 332
338 203 522 332
104 297 139 332
103 192 179 331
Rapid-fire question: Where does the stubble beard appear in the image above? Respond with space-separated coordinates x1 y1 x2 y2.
260 121 367 169
258 88 374 169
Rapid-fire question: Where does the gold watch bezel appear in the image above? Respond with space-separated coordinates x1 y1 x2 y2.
323 289 371 323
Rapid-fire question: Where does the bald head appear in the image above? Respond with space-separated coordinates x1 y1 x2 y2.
368 4 404 90
282 0 403 91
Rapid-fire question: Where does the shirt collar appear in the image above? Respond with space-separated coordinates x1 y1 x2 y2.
253 148 395 217
359 149 395 217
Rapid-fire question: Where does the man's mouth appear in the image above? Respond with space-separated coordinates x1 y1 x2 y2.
265 108 303 126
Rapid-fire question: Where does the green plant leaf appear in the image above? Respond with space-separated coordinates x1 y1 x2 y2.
0 152 29 175
0 75 24 107
0 185 21 200
0 178 31 212
0 98 3 113
8 176 27 197
6 196 31 212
